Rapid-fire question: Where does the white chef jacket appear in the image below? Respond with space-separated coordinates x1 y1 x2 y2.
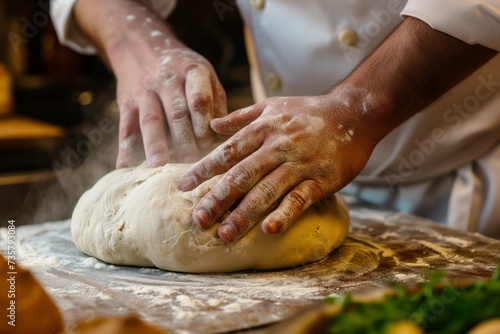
51 0 500 239
50 0 176 54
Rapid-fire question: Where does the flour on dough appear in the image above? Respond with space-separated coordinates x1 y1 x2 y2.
71 163 350 273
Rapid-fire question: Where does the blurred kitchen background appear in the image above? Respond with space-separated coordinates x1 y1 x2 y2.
0 0 252 226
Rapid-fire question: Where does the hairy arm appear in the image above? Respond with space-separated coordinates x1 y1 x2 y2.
181 17 497 243
339 17 497 146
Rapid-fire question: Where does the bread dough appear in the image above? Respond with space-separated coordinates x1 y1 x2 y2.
71 163 350 273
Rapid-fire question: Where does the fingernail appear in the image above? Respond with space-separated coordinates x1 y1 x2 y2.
193 208 211 228
180 176 196 191
218 224 236 242
150 154 168 167
263 221 280 235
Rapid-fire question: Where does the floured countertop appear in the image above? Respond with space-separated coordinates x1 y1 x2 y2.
1 198 500 333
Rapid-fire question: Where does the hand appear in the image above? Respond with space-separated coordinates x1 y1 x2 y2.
181 93 375 243
114 45 227 168
74 0 227 168
180 15 498 244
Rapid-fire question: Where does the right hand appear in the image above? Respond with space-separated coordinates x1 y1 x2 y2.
181 93 376 243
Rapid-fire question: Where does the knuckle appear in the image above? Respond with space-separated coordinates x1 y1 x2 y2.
277 139 295 152
288 191 307 211
189 62 212 73
141 75 158 90
219 142 240 164
204 191 226 214
158 69 176 83
141 109 163 127
310 180 326 198
227 166 255 192
255 182 278 205
132 86 148 103
311 169 331 193
170 100 189 120
190 93 212 112
182 62 199 73
276 113 293 125
120 98 136 112
257 115 279 133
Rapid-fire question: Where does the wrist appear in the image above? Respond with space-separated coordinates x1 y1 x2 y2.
326 19 429 149
74 0 181 75
326 83 397 151
330 17 497 152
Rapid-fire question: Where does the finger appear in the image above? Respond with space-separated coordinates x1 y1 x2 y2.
116 100 140 168
212 77 228 119
261 180 325 235
185 66 214 151
138 91 170 167
192 150 285 230
216 164 300 243
210 103 265 136
161 88 199 163
180 121 268 191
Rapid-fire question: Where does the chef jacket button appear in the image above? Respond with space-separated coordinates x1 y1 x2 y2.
266 72 281 91
338 28 358 47
250 0 265 10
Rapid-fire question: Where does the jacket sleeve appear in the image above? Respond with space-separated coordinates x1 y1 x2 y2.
50 0 177 54
401 0 500 51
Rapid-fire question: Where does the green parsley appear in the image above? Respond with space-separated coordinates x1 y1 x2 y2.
325 267 500 334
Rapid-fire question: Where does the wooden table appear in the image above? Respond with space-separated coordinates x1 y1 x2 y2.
1 198 499 333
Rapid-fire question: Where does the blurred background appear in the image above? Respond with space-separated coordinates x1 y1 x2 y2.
0 0 252 226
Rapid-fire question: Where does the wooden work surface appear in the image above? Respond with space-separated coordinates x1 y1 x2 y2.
1 199 499 333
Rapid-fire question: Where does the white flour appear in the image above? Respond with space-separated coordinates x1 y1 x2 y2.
2 201 500 334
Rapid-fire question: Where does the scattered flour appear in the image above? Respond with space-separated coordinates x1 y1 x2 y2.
160 56 172 65
1 201 499 334
151 30 162 37
441 236 472 248
120 135 137 151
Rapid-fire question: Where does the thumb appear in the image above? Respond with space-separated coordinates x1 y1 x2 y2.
210 104 265 135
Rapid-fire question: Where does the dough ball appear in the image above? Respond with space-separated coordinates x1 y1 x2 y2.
71 163 349 273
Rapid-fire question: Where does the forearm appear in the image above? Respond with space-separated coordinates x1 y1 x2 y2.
336 17 497 148
73 0 181 73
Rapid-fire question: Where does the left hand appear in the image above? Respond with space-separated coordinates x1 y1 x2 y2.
180 93 375 243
